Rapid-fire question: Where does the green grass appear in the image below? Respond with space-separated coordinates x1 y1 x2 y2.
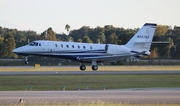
0 75 180 91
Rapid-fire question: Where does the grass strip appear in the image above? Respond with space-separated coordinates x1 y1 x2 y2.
0 75 180 91
1 102 180 106
0 66 180 72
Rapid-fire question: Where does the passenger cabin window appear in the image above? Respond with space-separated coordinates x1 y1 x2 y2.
90 46 92 49
61 44 63 48
55 44 58 47
83 46 86 49
66 45 69 48
72 45 74 48
78 45 80 49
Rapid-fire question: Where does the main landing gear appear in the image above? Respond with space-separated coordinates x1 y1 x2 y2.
92 65 98 71
24 56 29 65
79 60 98 71
80 65 86 71
79 65 98 71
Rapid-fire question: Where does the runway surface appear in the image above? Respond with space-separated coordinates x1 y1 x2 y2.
1 71 180 75
0 88 180 105
1 68 180 105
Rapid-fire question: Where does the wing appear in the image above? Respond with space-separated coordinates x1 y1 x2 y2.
77 51 146 62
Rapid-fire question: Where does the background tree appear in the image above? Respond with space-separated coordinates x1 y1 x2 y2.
166 37 174 58
0 41 4 57
14 31 26 42
68 36 74 42
56 33 68 41
40 30 47 40
157 43 169 57
2 33 16 58
88 27 104 43
171 26 180 57
77 38 82 42
106 33 118 44
39 28 56 41
41 28 56 41
69 26 90 42
65 24 70 35
98 32 106 44
82 35 93 43
149 49 158 59
26 30 39 43
155 25 168 36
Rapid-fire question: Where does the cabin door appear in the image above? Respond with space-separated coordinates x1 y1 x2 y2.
48 42 54 53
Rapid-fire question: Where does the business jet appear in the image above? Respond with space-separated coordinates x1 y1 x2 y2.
13 23 156 71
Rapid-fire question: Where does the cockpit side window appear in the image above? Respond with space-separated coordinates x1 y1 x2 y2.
35 42 38 46
29 42 41 46
29 42 35 46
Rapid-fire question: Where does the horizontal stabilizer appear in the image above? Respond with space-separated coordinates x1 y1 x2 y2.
135 41 169 44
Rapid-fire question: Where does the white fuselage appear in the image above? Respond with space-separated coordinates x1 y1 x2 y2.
13 40 134 62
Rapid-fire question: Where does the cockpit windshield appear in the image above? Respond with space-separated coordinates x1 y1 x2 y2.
29 42 41 46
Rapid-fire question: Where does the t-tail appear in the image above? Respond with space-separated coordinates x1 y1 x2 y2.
125 23 157 54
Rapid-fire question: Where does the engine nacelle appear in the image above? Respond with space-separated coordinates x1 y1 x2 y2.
105 44 131 55
144 51 150 55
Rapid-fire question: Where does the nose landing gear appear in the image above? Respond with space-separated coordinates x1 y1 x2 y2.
24 56 29 65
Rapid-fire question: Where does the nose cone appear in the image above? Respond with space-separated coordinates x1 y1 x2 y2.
13 47 23 54
13 48 17 53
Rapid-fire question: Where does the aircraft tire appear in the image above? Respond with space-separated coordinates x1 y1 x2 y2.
80 65 86 71
25 61 29 65
92 65 98 71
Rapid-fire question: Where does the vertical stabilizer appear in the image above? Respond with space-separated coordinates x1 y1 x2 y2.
125 23 156 51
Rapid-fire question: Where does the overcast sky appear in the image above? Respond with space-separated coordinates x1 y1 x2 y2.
0 0 180 34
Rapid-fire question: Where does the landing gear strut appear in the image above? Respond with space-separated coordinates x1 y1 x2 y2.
24 56 29 65
92 60 98 71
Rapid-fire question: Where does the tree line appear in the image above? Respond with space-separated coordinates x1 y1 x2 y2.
0 24 180 59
